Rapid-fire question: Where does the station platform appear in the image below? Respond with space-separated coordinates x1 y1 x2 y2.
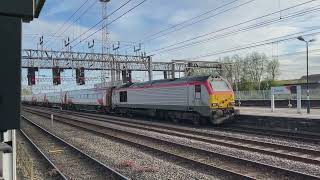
236 107 320 120
234 107 320 134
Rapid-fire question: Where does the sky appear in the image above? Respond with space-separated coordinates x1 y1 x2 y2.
22 0 320 93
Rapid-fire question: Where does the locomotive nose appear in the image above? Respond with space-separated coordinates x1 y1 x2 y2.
210 93 235 108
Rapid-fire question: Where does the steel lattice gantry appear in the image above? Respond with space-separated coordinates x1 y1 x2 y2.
22 49 152 71
21 49 225 80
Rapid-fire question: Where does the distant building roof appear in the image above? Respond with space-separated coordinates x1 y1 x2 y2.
300 74 320 83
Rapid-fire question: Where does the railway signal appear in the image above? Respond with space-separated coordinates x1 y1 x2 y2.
52 66 62 85
121 68 132 83
76 67 85 85
27 67 38 85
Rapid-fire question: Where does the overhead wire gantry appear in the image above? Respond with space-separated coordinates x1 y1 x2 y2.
22 49 226 82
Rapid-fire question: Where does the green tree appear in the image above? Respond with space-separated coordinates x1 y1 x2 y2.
245 52 268 90
266 58 280 81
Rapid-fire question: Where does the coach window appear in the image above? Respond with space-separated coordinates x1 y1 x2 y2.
195 85 201 99
120 91 127 102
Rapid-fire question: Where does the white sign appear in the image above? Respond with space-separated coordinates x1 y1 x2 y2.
271 85 301 113
271 86 291 95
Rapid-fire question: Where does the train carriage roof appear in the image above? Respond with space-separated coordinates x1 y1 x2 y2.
118 75 215 89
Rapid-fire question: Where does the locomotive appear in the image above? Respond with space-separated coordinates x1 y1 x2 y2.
22 75 237 125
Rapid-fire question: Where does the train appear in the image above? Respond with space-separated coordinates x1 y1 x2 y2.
22 75 237 125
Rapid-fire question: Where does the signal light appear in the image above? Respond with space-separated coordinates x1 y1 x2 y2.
121 69 132 83
27 67 38 85
76 67 85 85
127 70 132 83
122 70 127 83
52 66 62 85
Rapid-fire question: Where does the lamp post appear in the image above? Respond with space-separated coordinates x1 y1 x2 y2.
297 36 316 114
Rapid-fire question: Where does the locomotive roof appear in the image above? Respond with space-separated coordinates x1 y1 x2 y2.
119 75 215 89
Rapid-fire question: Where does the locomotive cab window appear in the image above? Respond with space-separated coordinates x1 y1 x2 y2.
120 91 127 102
211 80 229 91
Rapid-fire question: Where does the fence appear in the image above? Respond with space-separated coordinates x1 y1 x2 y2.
235 88 320 101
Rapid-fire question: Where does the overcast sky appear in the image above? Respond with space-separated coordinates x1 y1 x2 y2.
22 0 320 92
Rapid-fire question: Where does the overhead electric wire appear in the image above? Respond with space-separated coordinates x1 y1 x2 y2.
120 0 252 53
60 0 136 50
147 0 317 54
150 0 318 54
182 30 320 60
45 0 98 49
151 5 320 54
277 48 320 57
23 33 65 38
185 47 320 65
144 0 256 43
141 0 242 42
69 0 148 50
195 31 320 59
43 0 92 47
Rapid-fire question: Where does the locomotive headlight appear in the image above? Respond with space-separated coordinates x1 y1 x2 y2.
212 103 219 107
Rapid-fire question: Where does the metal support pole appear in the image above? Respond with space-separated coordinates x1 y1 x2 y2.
163 71 167 79
171 63 175 79
51 114 54 126
306 42 310 114
147 56 152 81
127 70 132 83
186 63 191 76
297 85 302 114
111 55 116 83
298 37 315 113
121 70 127 83
116 62 121 81
271 88 275 112
235 81 240 106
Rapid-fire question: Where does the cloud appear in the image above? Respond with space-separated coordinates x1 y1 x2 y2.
23 0 320 84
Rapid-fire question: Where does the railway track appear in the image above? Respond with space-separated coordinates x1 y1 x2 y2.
23 107 320 179
24 106 320 166
218 125 320 143
19 129 68 180
24 105 320 143
20 115 128 180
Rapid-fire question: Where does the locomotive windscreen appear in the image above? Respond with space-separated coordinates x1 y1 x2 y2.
211 80 230 91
